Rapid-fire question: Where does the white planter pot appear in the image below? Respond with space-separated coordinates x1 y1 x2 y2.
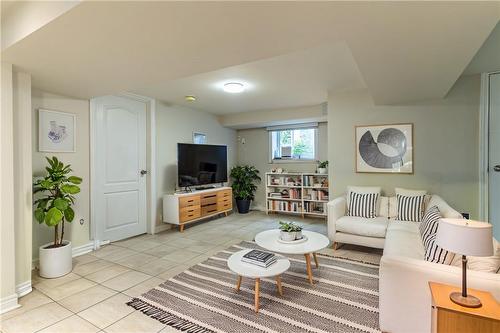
280 231 296 242
317 168 327 174
39 241 72 278
295 230 303 240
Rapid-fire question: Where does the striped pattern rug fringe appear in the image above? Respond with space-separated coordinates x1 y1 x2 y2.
127 298 214 333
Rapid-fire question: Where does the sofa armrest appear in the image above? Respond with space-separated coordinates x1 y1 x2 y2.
327 197 347 241
379 255 500 333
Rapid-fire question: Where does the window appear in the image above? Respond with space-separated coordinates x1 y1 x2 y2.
269 126 318 162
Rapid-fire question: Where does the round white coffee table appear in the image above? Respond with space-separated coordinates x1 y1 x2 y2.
255 229 330 285
227 249 290 313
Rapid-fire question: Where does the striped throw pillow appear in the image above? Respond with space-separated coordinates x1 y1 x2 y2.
347 192 379 218
425 234 454 264
397 194 425 222
420 206 441 249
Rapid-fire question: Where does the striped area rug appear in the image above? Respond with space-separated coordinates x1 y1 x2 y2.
127 241 381 333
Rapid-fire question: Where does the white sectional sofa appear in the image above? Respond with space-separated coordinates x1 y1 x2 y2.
327 192 500 333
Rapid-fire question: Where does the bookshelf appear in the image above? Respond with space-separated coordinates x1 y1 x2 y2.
265 172 329 218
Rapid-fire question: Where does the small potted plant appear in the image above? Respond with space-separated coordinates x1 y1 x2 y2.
230 165 261 214
279 221 303 241
33 157 82 278
317 160 328 174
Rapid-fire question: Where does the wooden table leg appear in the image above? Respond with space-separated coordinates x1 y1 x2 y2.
179 224 185 232
275 275 283 296
255 278 260 313
313 253 319 268
304 253 314 285
236 276 242 292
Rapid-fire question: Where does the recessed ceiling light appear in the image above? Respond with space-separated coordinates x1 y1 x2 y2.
185 95 196 102
223 82 245 93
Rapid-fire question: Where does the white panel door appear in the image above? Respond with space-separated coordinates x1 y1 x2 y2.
93 95 147 242
489 73 500 241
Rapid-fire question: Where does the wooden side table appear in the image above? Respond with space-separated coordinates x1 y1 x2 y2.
429 282 500 333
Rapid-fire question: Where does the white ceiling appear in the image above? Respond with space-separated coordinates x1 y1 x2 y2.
464 21 500 75
1 1 499 114
136 43 365 114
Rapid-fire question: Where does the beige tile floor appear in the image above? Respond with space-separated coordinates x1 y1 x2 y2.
0 211 381 333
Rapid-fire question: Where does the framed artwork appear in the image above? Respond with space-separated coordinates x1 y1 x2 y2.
193 132 207 144
38 109 76 152
355 123 413 173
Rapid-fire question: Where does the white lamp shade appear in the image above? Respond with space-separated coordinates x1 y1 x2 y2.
436 218 493 257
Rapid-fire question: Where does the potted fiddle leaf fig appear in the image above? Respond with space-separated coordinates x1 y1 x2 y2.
230 165 261 214
33 157 82 278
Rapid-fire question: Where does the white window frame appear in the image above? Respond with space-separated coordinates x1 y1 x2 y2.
267 123 319 163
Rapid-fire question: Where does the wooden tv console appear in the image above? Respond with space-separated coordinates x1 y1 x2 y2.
162 187 233 232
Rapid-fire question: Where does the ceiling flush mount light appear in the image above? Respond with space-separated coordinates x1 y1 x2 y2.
185 95 196 102
223 82 245 93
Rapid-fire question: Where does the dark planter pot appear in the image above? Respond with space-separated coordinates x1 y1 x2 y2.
235 199 251 214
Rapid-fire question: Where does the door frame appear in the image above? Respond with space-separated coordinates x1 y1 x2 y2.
479 71 500 221
90 93 157 249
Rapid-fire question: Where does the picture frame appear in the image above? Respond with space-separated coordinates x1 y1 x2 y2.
38 109 76 153
355 123 413 174
193 132 207 144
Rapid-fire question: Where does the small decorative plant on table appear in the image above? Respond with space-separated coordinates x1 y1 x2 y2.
33 157 82 278
317 160 328 174
230 165 261 214
279 221 303 242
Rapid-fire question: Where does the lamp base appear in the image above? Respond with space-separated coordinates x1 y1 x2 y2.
450 292 482 308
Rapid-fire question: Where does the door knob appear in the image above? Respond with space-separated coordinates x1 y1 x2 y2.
494 165 500 172
140 170 148 176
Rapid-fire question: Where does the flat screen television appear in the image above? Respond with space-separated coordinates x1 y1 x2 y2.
177 143 228 188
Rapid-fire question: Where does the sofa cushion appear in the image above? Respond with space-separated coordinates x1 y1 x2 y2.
396 194 426 222
379 196 389 217
336 216 388 238
395 187 427 196
426 195 463 219
347 192 379 218
384 221 424 259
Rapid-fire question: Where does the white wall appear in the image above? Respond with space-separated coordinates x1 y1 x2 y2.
155 103 237 228
236 123 328 210
328 75 481 218
31 89 91 261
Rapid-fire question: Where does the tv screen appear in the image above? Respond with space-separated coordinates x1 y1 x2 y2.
178 143 228 187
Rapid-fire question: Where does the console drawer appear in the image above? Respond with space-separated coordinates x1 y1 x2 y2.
179 206 201 222
217 189 232 199
179 195 200 208
201 204 218 216
201 193 218 206
217 200 232 211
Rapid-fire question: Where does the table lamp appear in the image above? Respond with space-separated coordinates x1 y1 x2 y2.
436 218 493 308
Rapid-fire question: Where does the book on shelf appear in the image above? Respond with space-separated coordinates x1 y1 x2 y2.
268 200 301 212
242 250 277 267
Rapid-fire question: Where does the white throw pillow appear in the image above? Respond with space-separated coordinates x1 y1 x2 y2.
395 187 427 196
451 238 500 273
347 186 381 215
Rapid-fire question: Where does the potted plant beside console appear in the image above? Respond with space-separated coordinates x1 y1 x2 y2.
230 165 261 214
33 157 82 278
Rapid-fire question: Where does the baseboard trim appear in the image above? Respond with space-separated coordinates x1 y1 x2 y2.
154 223 171 234
16 280 32 297
72 242 94 257
0 294 20 314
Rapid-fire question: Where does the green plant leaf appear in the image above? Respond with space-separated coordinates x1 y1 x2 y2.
44 207 63 226
64 207 75 222
34 208 45 223
68 176 82 184
53 198 69 211
61 184 80 194
36 198 50 209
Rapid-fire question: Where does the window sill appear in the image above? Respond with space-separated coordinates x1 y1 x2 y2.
270 159 317 164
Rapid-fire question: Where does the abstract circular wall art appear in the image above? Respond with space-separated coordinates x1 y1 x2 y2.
355 123 413 173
